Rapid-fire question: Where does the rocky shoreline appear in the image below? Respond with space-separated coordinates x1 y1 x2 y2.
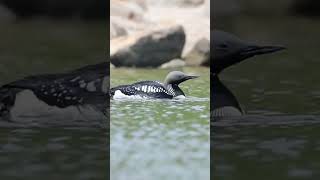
110 0 210 68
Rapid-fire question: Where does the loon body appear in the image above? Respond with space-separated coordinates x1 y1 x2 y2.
212 30 285 117
110 71 198 99
0 62 109 125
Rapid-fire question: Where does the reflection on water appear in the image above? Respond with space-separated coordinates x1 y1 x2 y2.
0 128 108 180
110 68 210 180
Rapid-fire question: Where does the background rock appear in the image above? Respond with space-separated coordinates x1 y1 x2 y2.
146 0 204 7
110 0 146 21
110 25 185 67
110 19 128 39
110 0 209 68
184 38 210 66
146 3 210 56
159 59 185 69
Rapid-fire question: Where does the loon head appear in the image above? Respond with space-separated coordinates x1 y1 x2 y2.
164 71 199 86
212 30 285 75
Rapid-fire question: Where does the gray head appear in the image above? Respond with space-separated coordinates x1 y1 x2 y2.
164 71 199 85
212 30 285 74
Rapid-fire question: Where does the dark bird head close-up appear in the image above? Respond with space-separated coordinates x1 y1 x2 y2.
164 71 199 86
212 30 285 75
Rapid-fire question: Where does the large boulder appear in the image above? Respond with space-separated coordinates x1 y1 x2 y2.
110 25 186 67
159 59 186 69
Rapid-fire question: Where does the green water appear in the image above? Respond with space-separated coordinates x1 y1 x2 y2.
214 15 320 180
110 67 210 180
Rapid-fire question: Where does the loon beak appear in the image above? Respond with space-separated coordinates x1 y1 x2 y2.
241 45 286 57
185 75 199 80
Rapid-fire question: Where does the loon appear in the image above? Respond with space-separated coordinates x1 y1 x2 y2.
0 62 109 124
212 30 285 117
110 71 198 99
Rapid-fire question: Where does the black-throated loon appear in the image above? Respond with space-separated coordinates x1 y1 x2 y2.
110 71 198 99
212 30 285 117
0 62 109 124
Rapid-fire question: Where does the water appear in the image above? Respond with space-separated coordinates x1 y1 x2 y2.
212 116 320 180
213 15 320 179
0 128 108 180
110 67 210 180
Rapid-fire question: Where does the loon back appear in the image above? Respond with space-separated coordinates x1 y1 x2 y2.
110 81 184 99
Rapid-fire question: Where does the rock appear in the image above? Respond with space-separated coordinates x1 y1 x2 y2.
204 0 210 17
110 16 149 37
145 4 210 56
110 0 146 21
110 19 128 39
146 0 205 7
159 59 185 69
184 38 209 66
110 25 186 67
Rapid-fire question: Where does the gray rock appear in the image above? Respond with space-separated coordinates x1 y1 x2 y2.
110 0 146 21
110 20 128 39
110 25 186 67
147 0 204 7
159 59 186 69
184 38 210 66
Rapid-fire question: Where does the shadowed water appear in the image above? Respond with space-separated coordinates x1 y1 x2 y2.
111 68 210 180
0 127 108 180
212 116 320 180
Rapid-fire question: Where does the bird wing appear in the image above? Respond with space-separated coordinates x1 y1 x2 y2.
111 81 173 98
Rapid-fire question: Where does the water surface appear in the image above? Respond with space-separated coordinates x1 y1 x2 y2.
111 67 210 180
